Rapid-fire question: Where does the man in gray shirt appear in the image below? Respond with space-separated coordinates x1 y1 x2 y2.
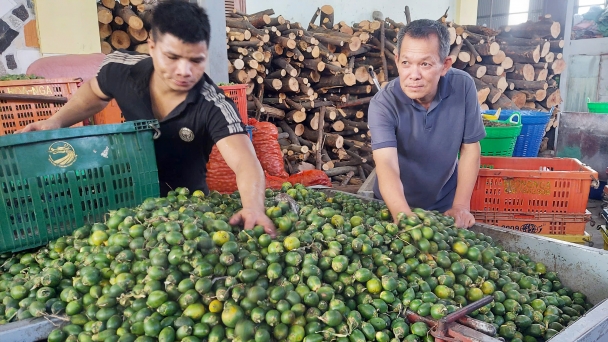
368 19 485 228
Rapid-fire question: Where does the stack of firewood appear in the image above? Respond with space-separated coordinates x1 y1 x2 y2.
443 16 565 152
226 6 397 187
97 0 156 55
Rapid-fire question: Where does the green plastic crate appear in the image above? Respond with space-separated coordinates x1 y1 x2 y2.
0 120 160 253
480 113 522 157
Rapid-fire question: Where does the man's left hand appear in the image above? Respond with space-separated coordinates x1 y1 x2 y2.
230 208 277 238
444 206 475 228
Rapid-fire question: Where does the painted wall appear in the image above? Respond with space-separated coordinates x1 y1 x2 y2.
199 0 229 83
246 0 456 27
0 0 39 76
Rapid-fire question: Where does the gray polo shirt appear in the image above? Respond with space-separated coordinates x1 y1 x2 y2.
368 68 485 212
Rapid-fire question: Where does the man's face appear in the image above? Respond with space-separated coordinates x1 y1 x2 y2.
395 34 451 107
148 33 208 93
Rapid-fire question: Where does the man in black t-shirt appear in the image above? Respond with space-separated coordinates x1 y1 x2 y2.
20 0 276 236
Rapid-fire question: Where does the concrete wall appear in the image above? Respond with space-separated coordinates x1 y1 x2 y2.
246 0 456 27
199 0 229 83
0 0 40 76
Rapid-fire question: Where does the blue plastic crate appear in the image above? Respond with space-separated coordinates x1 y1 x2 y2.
482 109 551 157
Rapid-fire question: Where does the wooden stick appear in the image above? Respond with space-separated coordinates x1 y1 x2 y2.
316 106 326 169
325 166 358 177
405 6 411 24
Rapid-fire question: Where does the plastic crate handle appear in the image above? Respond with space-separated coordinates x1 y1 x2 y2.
513 213 536 220
149 123 161 139
507 113 520 124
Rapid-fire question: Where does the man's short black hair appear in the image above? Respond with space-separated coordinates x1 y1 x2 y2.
396 19 450 61
151 0 211 44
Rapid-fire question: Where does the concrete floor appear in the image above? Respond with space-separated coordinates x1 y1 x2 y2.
586 199 606 249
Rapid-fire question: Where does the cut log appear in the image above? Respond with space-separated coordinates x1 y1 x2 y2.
463 24 500 37
247 9 275 28
549 40 565 51
481 64 504 76
519 89 546 102
462 38 482 63
280 77 300 93
354 66 369 83
286 110 307 123
481 50 506 64
320 5 335 29
271 35 296 49
481 75 508 92
314 74 357 88
504 90 526 108
551 59 566 74
487 84 503 104
300 69 321 83
544 52 555 63
535 68 548 81
118 5 143 30
474 42 500 56
540 87 561 108
263 79 282 91
101 40 113 54
508 79 548 90
110 30 130 49
97 5 113 24
501 57 514 70
465 64 487 78
99 23 112 39
337 96 372 108
502 45 541 64
511 63 535 81
489 93 519 110
473 78 490 104
302 128 344 149
331 120 345 132
261 105 285 120
101 0 116 9
128 26 148 44
229 70 250 84
506 20 561 39
449 42 463 63
302 58 325 71
272 58 298 77
325 166 358 177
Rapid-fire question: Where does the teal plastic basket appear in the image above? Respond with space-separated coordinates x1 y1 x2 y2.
0 120 160 253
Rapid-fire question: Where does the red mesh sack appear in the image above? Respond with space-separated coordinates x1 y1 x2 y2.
265 173 288 190
287 170 332 187
249 119 289 178
206 146 237 194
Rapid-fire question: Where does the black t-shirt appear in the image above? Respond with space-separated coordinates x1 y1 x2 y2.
96 50 246 196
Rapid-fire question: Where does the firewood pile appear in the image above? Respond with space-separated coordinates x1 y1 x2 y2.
97 0 156 55
225 5 406 187
443 15 564 149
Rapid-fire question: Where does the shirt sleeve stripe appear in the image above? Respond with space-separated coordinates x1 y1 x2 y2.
97 51 150 75
201 83 244 134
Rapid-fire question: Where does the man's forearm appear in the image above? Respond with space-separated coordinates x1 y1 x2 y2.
234 158 266 212
51 80 110 127
377 167 412 218
452 146 481 209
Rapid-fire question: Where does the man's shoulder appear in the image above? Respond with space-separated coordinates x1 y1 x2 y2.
445 68 475 86
99 50 150 70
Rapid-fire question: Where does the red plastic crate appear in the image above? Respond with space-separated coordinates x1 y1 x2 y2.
0 78 83 135
472 157 598 214
473 210 591 235
219 84 248 123
90 85 248 125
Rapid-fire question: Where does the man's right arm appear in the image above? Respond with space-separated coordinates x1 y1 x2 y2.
373 147 414 220
19 77 111 132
